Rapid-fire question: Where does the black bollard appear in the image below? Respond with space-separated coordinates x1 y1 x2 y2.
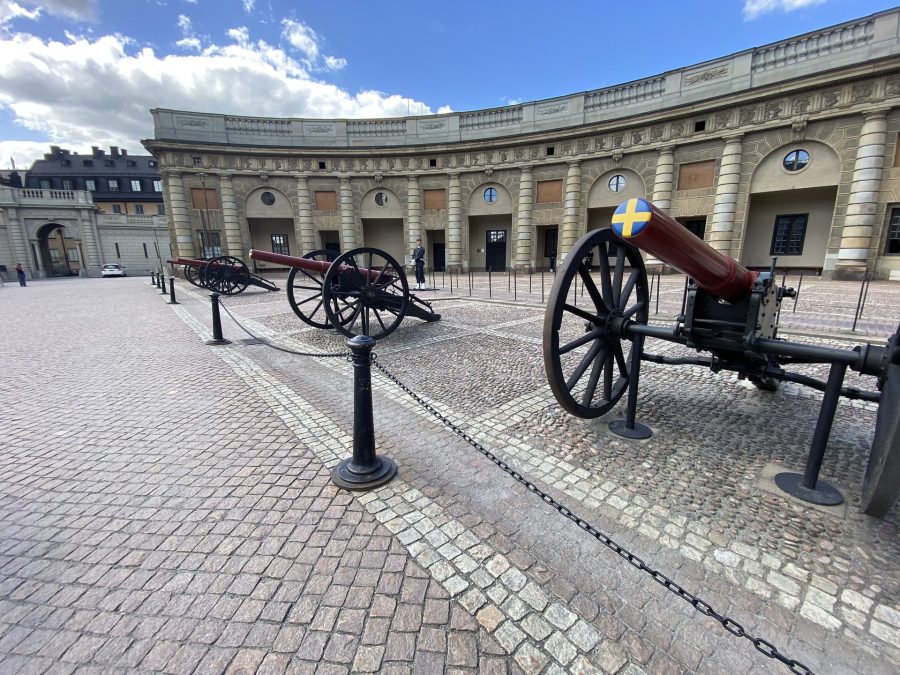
609 335 652 440
167 277 179 304
450 268 454 294
206 293 232 346
488 268 492 299
332 335 398 490
159 270 167 295
150 270 156 286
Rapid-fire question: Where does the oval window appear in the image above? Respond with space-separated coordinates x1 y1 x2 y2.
260 191 276 206
483 187 497 203
375 192 388 207
783 149 810 172
608 175 626 192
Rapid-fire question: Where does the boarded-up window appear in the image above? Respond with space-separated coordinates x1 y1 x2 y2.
190 188 218 209
894 134 900 167
676 160 716 190
423 189 446 209
536 179 563 204
315 191 337 210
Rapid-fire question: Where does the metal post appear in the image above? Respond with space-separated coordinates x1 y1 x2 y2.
609 335 652 439
430 268 435 291
529 269 532 294
655 273 660 316
159 270 167 295
851 272 869 333
513 267 517 301
167 277 179 305
541 269 545 304
774 362 846 506
468 269 472 297
792 272 803 313
508 268 511 293
206 293 232 346
150 270 156 286
488 268 492 299
449 268 453 294
442 268 445 288
331 335 398 490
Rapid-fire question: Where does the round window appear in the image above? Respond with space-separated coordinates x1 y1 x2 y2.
608 174 626 193
483 187 497 203
260 191 276 206
375 192 388 207
783 149 810 172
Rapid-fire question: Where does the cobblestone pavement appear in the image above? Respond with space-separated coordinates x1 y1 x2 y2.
0 275 897 674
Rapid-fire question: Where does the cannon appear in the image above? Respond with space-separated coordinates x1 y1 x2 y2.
543 197 900 516
167 255 279 295
248 246 440 341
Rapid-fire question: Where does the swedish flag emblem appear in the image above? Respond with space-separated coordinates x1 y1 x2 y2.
611 198 652 238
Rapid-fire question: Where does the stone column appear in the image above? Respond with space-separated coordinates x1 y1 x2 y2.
4 207 30 274
407 175 422 265
709 135 743 255
835 111 888 278
516 165 534 268
166 171 194 257
448 173 462 269
218 174 244 257
560 161 582 260
295 175 317 254
339 176 357 249
652 147 675 209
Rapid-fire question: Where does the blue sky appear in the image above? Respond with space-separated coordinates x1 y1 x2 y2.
0 0 896 170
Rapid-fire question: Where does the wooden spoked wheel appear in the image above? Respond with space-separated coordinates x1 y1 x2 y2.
861 325 900 517
287 249 348 329
200 256 250 295
543 228 649 419
184 264 203 288
322 247 409 341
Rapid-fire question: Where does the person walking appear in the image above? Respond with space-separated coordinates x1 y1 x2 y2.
412 237 426 290
15 263 26 287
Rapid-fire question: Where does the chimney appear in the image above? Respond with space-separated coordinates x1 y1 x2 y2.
110 146 119 157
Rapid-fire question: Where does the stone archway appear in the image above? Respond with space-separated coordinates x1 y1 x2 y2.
36 222 82 277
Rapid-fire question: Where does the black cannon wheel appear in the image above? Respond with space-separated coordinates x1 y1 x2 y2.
543 228 649 418
286 249 350 329
322 247 409 341
861 326 900 517
201 256 250 295
184 264 203 288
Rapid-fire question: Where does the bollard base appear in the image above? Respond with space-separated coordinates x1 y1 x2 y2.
205 338 232 346
774 471 844 506
167 299 180 305
609 419 652 440
332 456 397 491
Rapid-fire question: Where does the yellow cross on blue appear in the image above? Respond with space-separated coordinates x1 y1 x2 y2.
611 198 652 238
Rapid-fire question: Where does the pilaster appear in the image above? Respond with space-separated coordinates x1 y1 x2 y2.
407 175 422 252
218 174 244 257
448 173 463 268
560 161 582 260
516 166 534 268
709 135 743 255
166 171 194 258
339 176 357 250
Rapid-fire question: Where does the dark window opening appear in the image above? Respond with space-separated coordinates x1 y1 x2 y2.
318 160 326 169
198 230 223 258
192 156 202 167
271 234 290 256
115 243 120 258
886 208 900 254
682 218 706 240
546 146 555 156
429 158 437 167
770 214 807 256
694 120 706 132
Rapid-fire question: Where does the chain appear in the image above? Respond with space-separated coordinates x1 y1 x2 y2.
371 357 815 675
217 299 349 359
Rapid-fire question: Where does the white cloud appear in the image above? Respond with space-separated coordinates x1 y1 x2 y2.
242 0 254 13
0 1 41 26
175 13 202 51
0 27 439 168
281 18 319 61
322 54 346 71
1 0 97 24
742 0 827 20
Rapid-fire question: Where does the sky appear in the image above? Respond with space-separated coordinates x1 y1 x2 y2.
0 0 897 171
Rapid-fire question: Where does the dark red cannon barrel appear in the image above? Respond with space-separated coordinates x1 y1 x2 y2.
168 257 207 267
249 249 391 282
611 198 757 303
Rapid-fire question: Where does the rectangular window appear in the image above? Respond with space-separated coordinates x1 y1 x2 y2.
112 204 123 214
198 230 223 258
190 188 218 209
130 180 141 192
115 243 120 258
271 234 290 255
50 248 61 262
770 214 808 256
423 189 446 209
62 179 72 190
536 179 563 204
676 160 716 190
108 179 119 192
143 243 148 258
192 156 202 167
104 159 114 167
63 226 73 238
886 207 900 254
314 191 337 210
149 160 157 167
157 204 166 215
135 204 145 214
40 179 51 189
67 248 79 262
682 218 707 240
82 159 93 167
153 180 162 192
85 179 96 191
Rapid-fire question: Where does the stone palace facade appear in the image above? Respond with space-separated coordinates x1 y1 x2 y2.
143 9 900 280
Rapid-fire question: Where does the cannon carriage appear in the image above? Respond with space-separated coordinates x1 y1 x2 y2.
168 255 279 295
249 246 440 341
543 197 900 517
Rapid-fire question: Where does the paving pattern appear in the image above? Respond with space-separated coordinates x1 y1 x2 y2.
0 275 897 674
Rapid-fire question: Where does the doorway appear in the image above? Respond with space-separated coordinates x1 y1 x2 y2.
321 231 340 256
485 229 507 271
432 243 445 271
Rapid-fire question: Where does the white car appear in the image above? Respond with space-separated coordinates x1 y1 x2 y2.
101 264 127 277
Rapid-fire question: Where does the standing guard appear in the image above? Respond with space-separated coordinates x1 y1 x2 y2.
412 237 426 290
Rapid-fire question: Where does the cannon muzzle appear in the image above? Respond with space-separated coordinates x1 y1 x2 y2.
611 198 757 303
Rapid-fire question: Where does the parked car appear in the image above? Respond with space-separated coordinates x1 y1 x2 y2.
101 264 127 277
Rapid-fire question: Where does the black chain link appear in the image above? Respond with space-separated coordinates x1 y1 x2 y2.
371 356 815 675
217 299 349 359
